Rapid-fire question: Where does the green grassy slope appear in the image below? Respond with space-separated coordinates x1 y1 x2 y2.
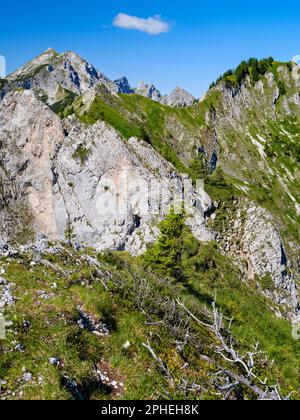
53 60 300 253
0 225 299 400
56 84 221 174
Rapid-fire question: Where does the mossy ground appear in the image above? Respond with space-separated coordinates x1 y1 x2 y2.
0 238 299 400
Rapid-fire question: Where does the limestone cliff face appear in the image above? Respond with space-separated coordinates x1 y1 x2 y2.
0 90 65 243
214 199 299 316
0 89 212 254
199 68 300 304
0 51 299 318
135 82 195 107
202 69 300 185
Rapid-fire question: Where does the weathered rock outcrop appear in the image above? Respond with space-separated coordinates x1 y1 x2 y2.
114 77 134 94
0 51 299 319
3 49 117 105
0 89 212 254
162 87 196 107
135 81 162 101
215 200 299 316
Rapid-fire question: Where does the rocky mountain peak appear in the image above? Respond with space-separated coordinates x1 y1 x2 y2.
0 51 300 399
43 47 59 57
7 48 59 81
4 50 196 108
162 87 196 107
114 76 134 94
135 81 162 101
3 49 117 106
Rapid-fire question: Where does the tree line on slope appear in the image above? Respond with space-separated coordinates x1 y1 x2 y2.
209 57 278 89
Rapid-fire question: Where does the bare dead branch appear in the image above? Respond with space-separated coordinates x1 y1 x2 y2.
142 341 174 385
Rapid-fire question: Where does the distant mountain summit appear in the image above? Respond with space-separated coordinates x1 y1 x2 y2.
134 81 196 107
2 49 196 108
4 49 117 105
135 81 162 101
7 48 59 80
114 76 134 94
162 87 196 107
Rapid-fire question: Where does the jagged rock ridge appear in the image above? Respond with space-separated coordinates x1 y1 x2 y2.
0 50 299 319
114 77 134 94
135 81 162 101
0 89 212 255
1 50 300 401
3 49 118 105
162 87 196 107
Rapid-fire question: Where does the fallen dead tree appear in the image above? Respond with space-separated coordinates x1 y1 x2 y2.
177 299 291 400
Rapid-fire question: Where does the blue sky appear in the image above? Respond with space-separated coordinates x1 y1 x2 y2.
1 0 300 96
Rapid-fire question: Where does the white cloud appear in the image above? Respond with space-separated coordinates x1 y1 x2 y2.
113 13 171 35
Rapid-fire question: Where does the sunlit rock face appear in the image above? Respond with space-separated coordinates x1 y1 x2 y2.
0 50 299 318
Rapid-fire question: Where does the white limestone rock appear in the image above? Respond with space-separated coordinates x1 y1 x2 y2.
162 87 196 107
5 49 117 105
135 81 162 102
217 200 299 315
0 90 212 255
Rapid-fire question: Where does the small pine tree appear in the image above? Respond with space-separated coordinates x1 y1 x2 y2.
287 62 293 72
258 59 270 75
235 61 250 85
223 69 234 78
278 80 286 96
143 210 185 279
190 154 209 180
251 60 260 82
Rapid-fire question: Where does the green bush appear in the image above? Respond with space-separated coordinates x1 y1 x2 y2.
259 273 275 291
189 154 210 182
72 144 91 164
0 78 7 90
142 210 185 279
278 80 286 96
